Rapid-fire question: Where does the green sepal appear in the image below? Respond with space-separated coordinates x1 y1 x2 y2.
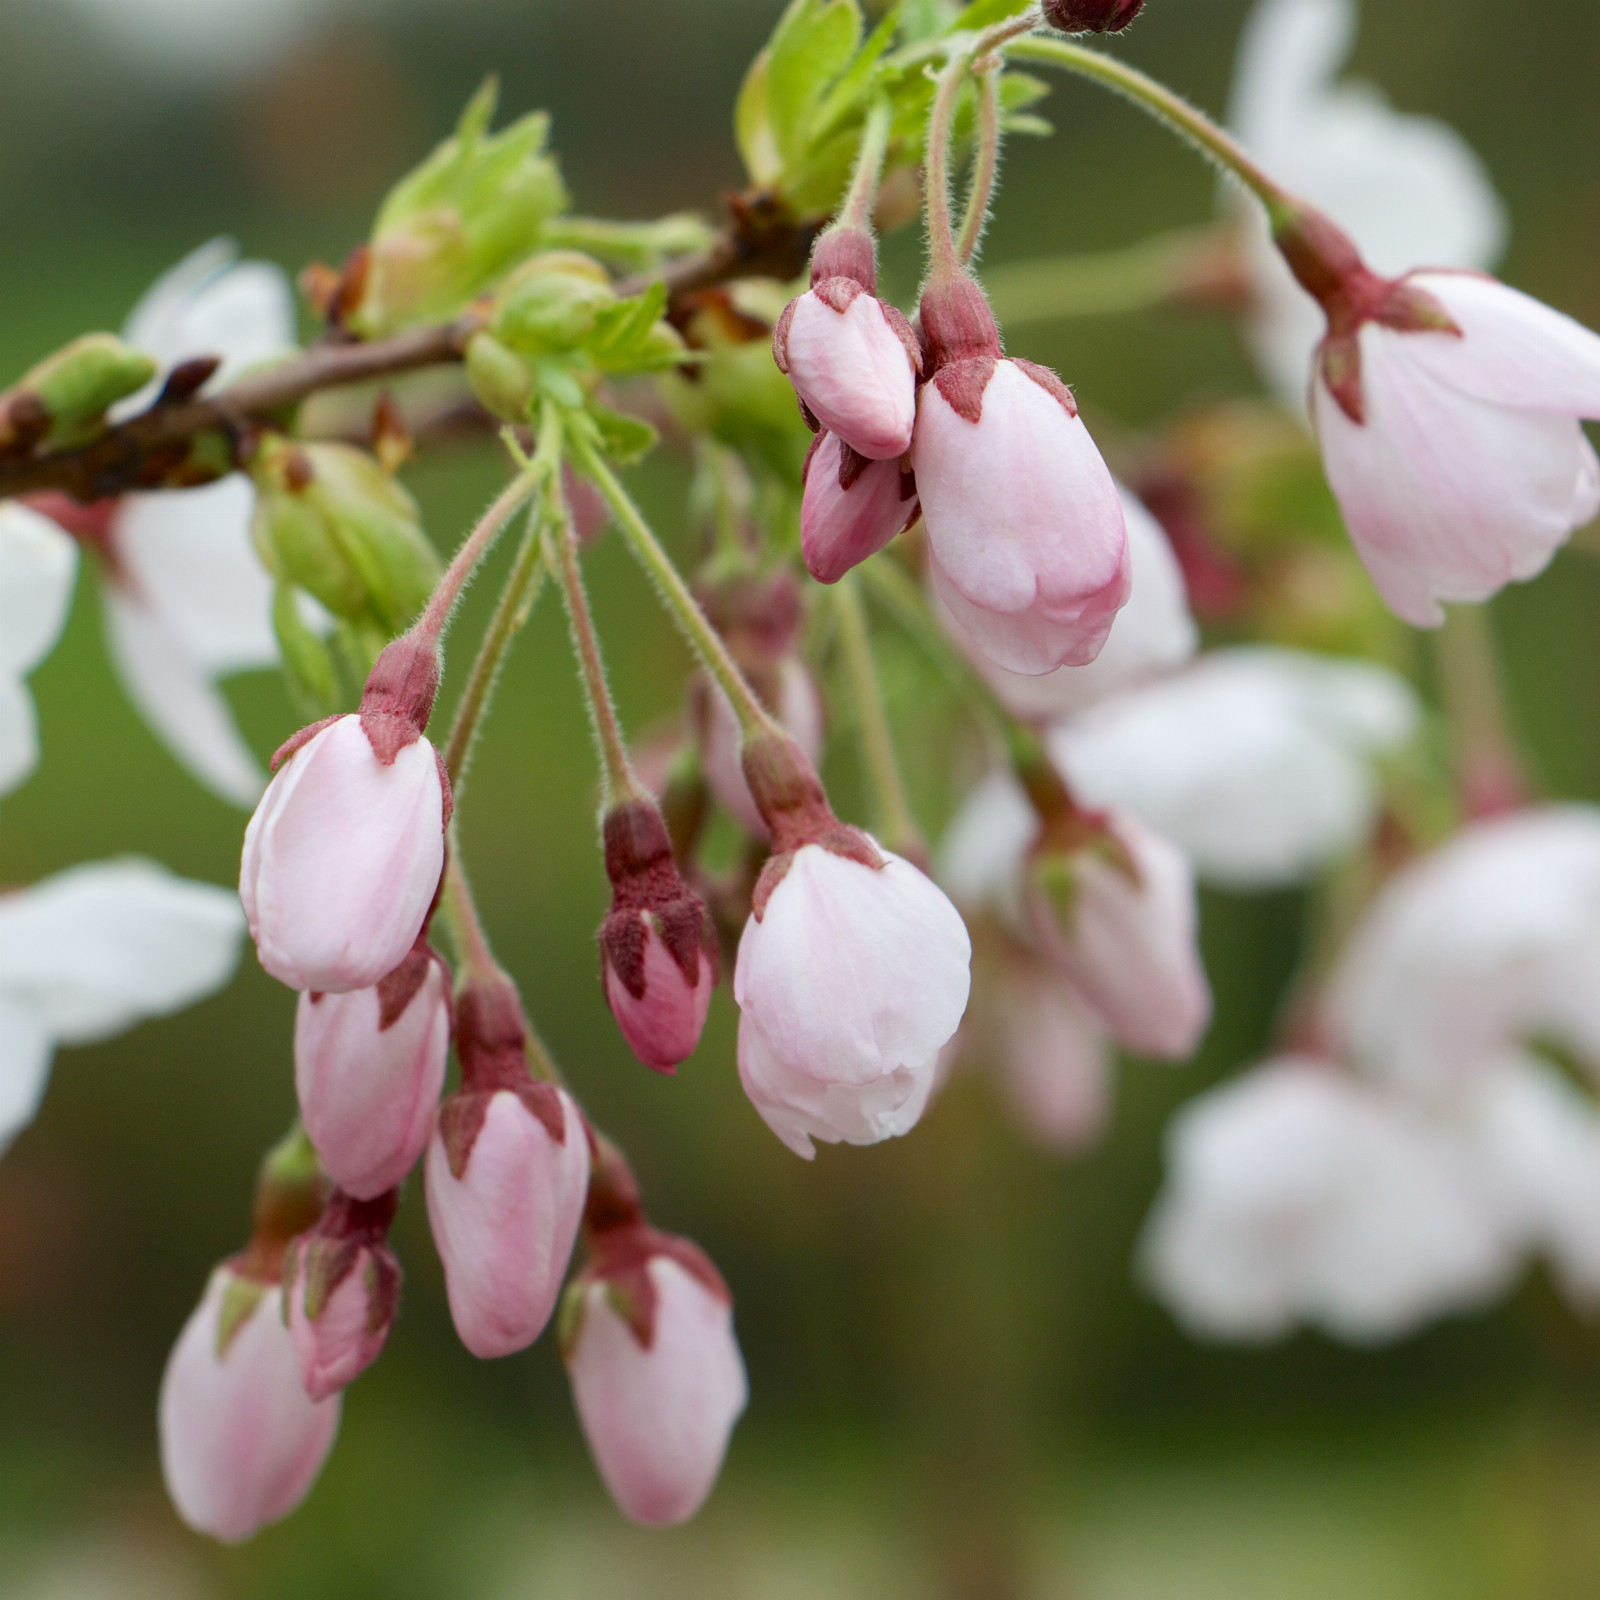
585 400 659 466
556 1280 589 1362
215 1274 268 1360
272 584 337 717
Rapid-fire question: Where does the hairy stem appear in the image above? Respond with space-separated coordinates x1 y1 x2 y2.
833 574 924 859
546 472 647 809
956 64 1002 266
570 431 784 742
1010 35 1292 219
924 52 972 283
840 97 894 234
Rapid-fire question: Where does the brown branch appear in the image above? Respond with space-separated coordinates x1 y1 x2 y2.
0 318 477 504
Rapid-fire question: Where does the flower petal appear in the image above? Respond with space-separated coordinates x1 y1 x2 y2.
0 502 79 678
0 992 55 1155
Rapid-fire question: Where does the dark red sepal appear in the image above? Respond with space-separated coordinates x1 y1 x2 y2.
1012 357 1079 417
932 357 999 425
270 713 343 773
359 633 441 764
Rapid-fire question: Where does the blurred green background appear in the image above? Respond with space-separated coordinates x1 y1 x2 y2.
3 1 1600 1595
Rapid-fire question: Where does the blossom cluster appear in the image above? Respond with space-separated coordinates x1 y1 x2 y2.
3 0 1599 1547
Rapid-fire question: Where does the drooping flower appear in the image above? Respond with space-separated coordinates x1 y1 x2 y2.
284 1190 403 1401
1326 806 1600 1099
295 942 452 1198
1049 646 1417 889
241 637 449 994
0 501 78 797
598 800 718 1072
159 1265 340 1543
1228 0 1506 411
939 481 1196 721
1027 810 1211 1061
732 738 971 1156
773 226 921 461
0 858 244 1156
912 276 1130 676
1139 1058 1519 1342
424 974 590 1358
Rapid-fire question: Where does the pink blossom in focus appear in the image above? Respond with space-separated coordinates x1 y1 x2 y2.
565 1254 748 1527
1310 270 1600 625
239 715 445 992
425 1085 590 1358
800 431 919 585
775 280 919 460
733 840 971 1157
603 916 715 1071
295 946 451 1197
158 1266 340 1543
913 358 1130 675
1028 812 1211 1060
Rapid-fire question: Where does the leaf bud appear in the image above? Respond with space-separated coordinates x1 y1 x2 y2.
464 330 535 420
489 251 617 356
349 77 568 337
250 438 440 633
11 333 158 444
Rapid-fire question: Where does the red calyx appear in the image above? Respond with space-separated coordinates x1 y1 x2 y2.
810 226 878 293
284 1187 402 1327
919 272 1003 375
359 633 441 764
376 937 450 1032
600 800 719 1004
1042 0 1145 32
438 972 568 1175
1273 204 1461 424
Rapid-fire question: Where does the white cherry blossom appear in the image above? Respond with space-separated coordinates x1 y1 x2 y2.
0 503 78 797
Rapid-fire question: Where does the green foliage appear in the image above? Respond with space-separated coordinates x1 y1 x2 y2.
271 583 338 718
9 332 156 444
350 77 568 337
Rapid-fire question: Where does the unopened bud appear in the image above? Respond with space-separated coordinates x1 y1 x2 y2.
490 251 616 355
14 334 158 443
560 1223 747 1527
464 330 535 420
285 1190 403 1401
600 801 718 1072
424 973 591 1357
250 438 440 632
350 78 567 337
1042 0 1145 33
296 942 452 1197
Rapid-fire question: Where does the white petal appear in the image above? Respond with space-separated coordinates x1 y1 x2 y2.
1407 272 1600 416
113 481 278 674
0 674 40 798
103 585 267 805
0 993 55 1155
936 768 1038 923
1050 647 1417 889
0 502 79 677
118 240 296 417
1316 332 1600 626
0 858 244 1044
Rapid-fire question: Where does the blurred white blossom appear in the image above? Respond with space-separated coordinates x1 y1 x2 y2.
1229 0 1506 410
0 503 78 797
0 858 245 1154
1049 647 1418 890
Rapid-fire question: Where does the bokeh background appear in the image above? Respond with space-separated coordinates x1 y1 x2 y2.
4 1 1600 1596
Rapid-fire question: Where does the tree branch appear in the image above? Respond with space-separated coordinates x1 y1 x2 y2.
0 317 476 503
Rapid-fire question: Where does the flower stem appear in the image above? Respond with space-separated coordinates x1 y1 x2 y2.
840 96 894 233
1009 35 1294 222
833 574 924 859
545 468 648 810
415 431 557 648
569 430 783 741
1434 604 1531 818
956 63 1002 266
924 51 972 283
436 836 563 1084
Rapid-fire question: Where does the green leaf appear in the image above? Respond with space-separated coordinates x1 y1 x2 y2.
950 0 1033 31
764 0 863 169
735 49 782 186
272 585 336 715
585 399 659 466
589 281 668 361
810 6 901 145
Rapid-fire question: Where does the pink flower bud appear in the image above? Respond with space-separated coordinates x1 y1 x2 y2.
733 836 972 1157
158 1265 340 1543
563 1245 747 1527
993 954 1112 1152
700 659 824 839
295 944 451 1198
284 1191 402 1401
424 977 589 1357
800 430 920 585
1043 0 1145 32
240 714 446 992
774 229 920 462
912 355 1130 675
1028 812 1211 1060
600 801 718 1072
